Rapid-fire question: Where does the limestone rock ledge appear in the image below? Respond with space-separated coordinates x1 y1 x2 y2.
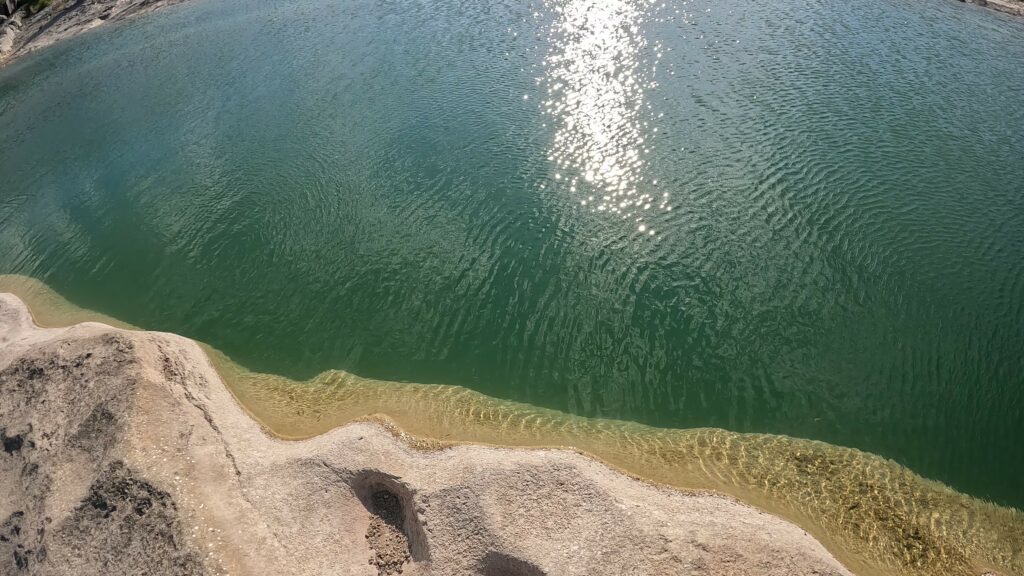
960 0 1024 16
0 0 188 65
0 292 852 576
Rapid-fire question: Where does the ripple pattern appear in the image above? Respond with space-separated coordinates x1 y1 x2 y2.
0 0 1022 536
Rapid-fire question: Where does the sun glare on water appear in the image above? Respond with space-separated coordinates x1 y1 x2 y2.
541 0 669 235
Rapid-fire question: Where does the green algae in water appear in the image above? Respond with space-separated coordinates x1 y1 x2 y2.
2 274 1022 576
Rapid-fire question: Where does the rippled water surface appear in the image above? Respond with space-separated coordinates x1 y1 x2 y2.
1 0 1022 515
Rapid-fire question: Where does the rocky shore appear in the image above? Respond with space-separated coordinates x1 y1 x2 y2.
961 0 1024 15
0 291 856 575
0 0 186 65
2 0 1023 69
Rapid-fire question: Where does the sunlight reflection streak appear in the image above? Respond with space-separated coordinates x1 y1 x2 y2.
542 0 666 234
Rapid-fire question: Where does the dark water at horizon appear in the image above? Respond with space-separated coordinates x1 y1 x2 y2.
1 0 1022 508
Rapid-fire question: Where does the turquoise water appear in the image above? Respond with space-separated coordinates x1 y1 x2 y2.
0 0 1022 511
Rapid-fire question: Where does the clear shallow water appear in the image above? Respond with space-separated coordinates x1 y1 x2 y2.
5 275 1024 576
0 0 1023 519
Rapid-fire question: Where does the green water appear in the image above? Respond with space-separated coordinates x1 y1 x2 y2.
0 0 1022 513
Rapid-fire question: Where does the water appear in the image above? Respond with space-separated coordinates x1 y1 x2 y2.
5 275 1024 576
0 0 1022 529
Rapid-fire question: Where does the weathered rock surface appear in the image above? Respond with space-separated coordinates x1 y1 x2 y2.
960 0 1024 15
0 0 187 65
0 292 853 576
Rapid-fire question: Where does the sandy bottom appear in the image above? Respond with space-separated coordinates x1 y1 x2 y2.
0 291 865 575
0 274 1019 573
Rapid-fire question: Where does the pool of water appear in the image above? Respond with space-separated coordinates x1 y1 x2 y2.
0 0 1022 517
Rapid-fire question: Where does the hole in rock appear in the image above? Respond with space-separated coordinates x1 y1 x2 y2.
350 470 429 574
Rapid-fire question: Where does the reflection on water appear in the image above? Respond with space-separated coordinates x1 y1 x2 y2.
3 274 1022 576
1 0 1024 572
1 0 1022 511
542 0 667 232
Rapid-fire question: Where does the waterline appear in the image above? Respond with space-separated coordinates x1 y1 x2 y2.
2 274 1020 576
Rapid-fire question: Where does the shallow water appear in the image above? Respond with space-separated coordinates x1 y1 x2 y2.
0 0 1022 539
4 274 1024 576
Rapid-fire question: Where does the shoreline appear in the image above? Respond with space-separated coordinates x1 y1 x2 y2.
1 0 1023 68
0 290 859 575
0 0 188 66
1 275 1021 576
961 0 1024 15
